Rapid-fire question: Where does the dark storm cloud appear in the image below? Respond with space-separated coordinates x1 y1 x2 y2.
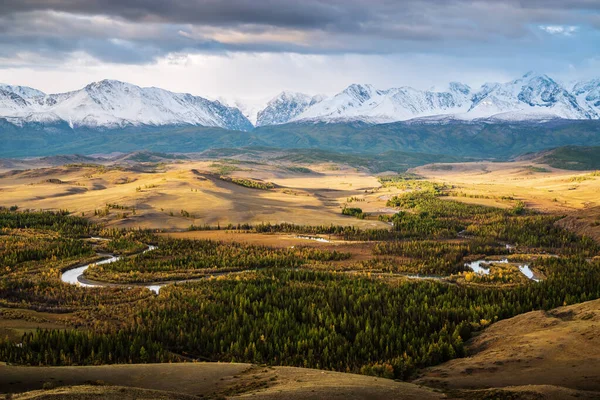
0 0 598 64
2 0 599 28
0 0 355 28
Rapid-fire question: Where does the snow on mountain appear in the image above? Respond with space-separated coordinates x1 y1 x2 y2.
467 72 592 120
1 80 253 131
282 72 598 124
0 84 45 99
219 96 272 125
1 73 600 131
572 79 600 119
256 91 325 126
291 82 472 124
0 89 29 114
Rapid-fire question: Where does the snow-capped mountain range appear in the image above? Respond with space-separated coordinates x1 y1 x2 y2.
0 80 253 131
1 72 599 131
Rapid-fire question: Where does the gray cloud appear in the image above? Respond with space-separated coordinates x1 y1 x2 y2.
0 0 598 65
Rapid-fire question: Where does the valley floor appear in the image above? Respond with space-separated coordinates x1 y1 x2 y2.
2 152 600 399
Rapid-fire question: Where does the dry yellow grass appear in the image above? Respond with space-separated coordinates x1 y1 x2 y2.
412 160 600 241
416 298 600 393
12 385 199 400
0 161 394 230
412 161 600 212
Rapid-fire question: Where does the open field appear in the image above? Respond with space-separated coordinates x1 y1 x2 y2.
0 159 394 230
0 308 71 342
413 160 600 212
1 154 599 235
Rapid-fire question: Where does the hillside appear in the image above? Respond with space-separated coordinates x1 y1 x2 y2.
536 146 600 170
5 298 600 399
416 299 600 394
2 119 600 159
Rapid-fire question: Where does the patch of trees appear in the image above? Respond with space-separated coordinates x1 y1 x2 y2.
0 328 172 365
342 207 367 219
0 209 96 237
220 176 275 190
372 239 508 275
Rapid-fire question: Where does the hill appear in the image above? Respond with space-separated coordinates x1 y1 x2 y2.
2 119 600 159
416 298 600 394
536 146 600 170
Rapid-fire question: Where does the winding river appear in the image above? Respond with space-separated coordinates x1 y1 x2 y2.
62 238 542 293
465 258 541 281
61 244 169 293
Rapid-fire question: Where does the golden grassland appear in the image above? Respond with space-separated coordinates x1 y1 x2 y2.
0 308 71 342
413 161 599 212
1 158 599 235
0 161 396 231
413 160 600 242
1 157 599 244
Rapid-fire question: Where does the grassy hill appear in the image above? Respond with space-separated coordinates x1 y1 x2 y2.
417 298 600 396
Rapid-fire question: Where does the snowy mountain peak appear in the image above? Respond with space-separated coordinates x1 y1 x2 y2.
288 82 474 125
0 88 29 110
448 82 471 95
467 72 592 120
0 84 45 99
269 91 311 105
309 94 328 106
256 91 315 127
342 84 378 103
572 78 600 117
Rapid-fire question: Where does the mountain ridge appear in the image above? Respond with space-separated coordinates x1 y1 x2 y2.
1 72 600 131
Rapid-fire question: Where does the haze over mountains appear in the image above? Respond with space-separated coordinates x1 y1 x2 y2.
1 72 600 132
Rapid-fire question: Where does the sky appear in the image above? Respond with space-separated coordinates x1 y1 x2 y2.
0 0 599 103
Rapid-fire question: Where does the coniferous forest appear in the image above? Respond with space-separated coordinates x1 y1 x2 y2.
1 183 599 380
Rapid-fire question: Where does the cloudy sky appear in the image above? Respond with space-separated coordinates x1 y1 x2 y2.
0 0 599 103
